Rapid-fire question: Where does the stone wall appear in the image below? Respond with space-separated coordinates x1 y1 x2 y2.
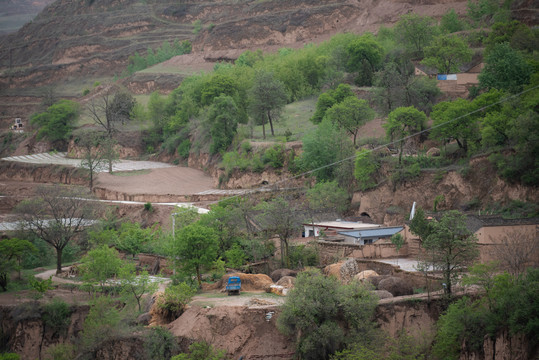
317 240 406 265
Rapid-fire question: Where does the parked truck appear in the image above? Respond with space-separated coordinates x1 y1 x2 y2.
226 276 241 296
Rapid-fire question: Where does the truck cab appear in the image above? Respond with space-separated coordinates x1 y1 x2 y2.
225 276 241 296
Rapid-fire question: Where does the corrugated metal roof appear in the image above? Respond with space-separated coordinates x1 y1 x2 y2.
338 226 404 239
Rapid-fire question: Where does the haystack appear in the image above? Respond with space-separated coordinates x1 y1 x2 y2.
354 270 379 282
378 276 413 296
323 261 345 280
270 269 298 282
276 276 295 288
208 273 274 292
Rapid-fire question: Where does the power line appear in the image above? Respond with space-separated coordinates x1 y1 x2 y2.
172 84 539 217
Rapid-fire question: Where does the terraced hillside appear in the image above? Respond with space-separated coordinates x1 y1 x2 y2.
0 0 476 90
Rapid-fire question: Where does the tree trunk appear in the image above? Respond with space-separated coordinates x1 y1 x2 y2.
262 123 266 140
108 159 113 173
0 273 7 291
56 247 63 275
89 168 94 190
280 239 285 267
196 266 202 288
268 110 275 136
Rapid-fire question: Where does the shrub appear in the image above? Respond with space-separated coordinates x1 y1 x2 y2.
240 141 252 153
82 89 90 96
0 354 20 360
29 276 54 299
157 283 196 320
42 299 72 334
144 202 153 212
192 20 202 34
80 296 123 353
277 269 378 360
224 244 247 269
171 341 227 360
45 343 75 360
145 326 178 360
263 144 285 168
288 244 319 268
177 139 191 159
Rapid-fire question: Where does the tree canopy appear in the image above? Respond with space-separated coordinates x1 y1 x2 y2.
422 34 473 74
30 100 79 146
410 209 479 296
171 222 218 287
248 70 288 138
479 42 532 93
325 96 375 145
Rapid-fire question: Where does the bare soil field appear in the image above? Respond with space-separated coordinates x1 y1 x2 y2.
95 166 215 195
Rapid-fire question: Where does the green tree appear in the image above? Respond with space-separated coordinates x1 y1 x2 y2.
346 33 384 86
395 14 437 57
119 262 158 312
80 296 123 353
277 269 378 360
430 99 478 154
200 73 239 106
171 223 218 287
432 297 487 359
147 91 168 139
207 95 239 154
0 238 37 284
116 222 155 258
80 245 123 290
325 97 375 145
410 209 479 296
248 70 288 138
30 100 79 147
440 9 466 33
199 202 241 255
383 106 427 164
491 109 539 185
479 42 532 93
306 181 350 217
390 233 405 257
224 244 246 269
422 34 473 74
311 84 355 124
354 149 379 191
300 118 355 183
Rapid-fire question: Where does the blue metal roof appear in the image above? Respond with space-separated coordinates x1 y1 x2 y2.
338 226 404 239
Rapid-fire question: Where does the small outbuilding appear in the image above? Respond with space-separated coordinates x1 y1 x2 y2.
338 226 404 245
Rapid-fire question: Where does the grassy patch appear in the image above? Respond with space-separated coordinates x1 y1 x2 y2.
242 97 317 141
111 169 151 176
